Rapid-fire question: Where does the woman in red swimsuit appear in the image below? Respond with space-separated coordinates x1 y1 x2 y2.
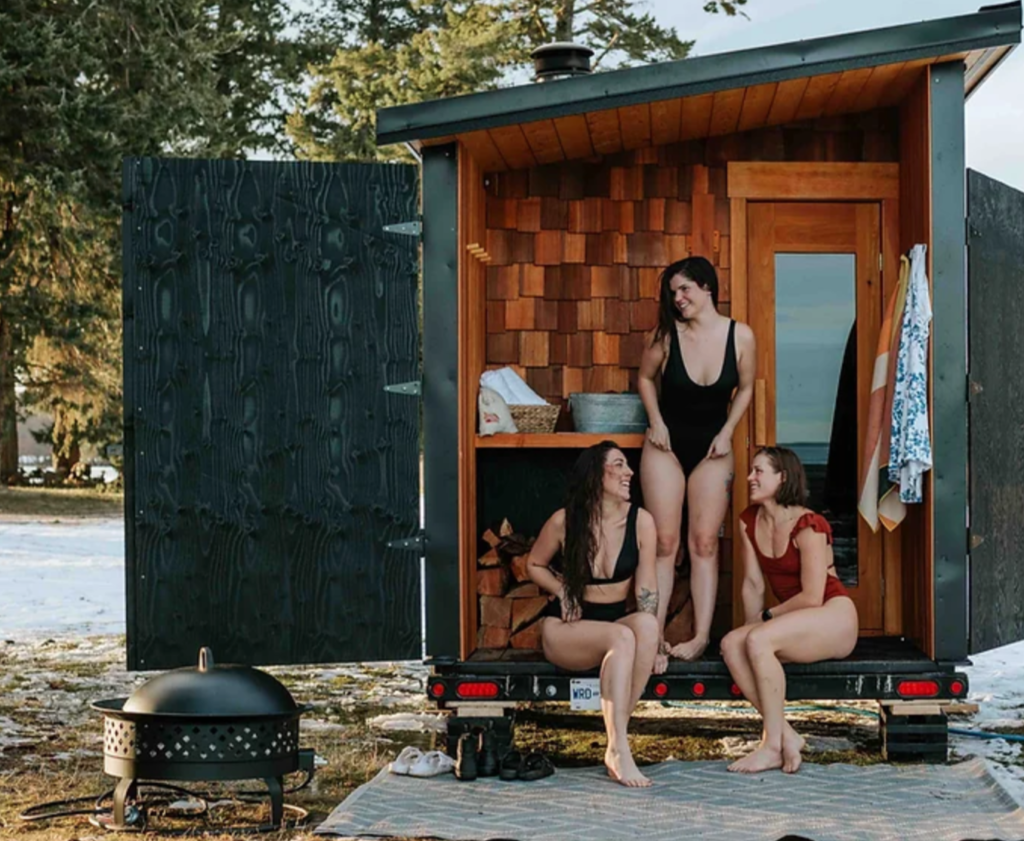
722 446 858 775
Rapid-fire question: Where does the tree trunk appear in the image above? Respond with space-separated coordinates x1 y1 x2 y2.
553 0 575 42
0 316 18 484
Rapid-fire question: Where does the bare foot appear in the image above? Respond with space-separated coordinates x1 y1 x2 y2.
668 636 709 662
727 744 784 774
605 746 652 788
653 653 668 675
782 729 805 774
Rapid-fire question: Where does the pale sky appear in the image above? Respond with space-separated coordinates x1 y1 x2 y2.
658 0 1024 191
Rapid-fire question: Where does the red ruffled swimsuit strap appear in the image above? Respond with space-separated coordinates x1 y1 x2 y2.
790 512 833 547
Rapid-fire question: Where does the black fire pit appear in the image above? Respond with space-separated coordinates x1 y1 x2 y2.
92 647 315 830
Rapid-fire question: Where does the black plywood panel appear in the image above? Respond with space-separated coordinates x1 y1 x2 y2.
968 168 1024 654
124 158 420 669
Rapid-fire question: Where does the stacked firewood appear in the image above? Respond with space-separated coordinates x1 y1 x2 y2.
475 520 697 651
476 520 550 651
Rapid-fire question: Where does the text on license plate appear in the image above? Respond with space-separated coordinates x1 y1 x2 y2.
569 678 602 711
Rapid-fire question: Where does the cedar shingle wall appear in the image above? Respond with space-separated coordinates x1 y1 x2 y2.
481 113 898 418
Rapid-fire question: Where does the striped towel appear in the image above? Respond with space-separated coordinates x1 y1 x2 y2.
858 255 910 532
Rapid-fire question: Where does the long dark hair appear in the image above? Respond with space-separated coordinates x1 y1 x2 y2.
652 255 720 346
562 440 620 614
755 446 809 507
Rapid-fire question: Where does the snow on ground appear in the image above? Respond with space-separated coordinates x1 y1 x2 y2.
957 642 1024 805
0 517 1021 801
0 519 124 637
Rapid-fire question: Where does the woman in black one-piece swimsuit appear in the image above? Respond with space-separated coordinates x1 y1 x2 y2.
526 442 660 788
637 256 755 664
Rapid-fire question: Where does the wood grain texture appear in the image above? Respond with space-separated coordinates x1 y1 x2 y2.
898 70 934 657
967 170 1024 653
477 433 645 448
728 163 899 199
125 157 421 669
459 147 488 656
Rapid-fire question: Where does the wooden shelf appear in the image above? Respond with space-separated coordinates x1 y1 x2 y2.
475 433 646 449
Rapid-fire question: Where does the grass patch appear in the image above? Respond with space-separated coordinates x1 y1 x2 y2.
0 486 123 519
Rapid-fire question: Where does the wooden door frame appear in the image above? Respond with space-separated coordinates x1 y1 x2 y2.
727 162 902 636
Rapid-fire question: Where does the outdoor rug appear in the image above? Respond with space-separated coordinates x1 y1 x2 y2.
316 757 1024 841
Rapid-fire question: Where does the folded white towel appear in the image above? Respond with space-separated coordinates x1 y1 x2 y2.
480 367 547 405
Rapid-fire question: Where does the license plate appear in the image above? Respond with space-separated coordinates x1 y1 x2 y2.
569 678 602 711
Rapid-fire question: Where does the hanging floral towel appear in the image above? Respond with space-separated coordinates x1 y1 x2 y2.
888 244 932 504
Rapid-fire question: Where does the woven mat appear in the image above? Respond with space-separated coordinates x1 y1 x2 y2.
315 757 1024 841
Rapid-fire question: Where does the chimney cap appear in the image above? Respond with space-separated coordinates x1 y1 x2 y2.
530 42 594 82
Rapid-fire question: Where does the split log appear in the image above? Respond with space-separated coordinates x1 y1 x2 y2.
512 597 550 632
477 566 509 596
667 576 691 616
510 621 543 650
510 555 532 582
482 529 502 549
478 626 511 649
507 582 542 599
478 548 502 568
664 595 695 646
499 518 513 537
480 595 512 628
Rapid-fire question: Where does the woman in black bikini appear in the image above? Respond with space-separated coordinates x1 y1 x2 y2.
638 256 756 664
527 441 660 788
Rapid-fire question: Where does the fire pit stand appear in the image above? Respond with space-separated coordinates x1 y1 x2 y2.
92 647 315 831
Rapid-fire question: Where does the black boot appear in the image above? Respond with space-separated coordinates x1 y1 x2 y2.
477 728 499 777
455 732 478 781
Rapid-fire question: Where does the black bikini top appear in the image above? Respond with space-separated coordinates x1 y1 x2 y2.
589 504 640 585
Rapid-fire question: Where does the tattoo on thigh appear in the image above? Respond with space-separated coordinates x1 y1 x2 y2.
725 472 734 489
638 587 658 616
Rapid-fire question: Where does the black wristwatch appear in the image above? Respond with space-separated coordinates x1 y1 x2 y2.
761 608 773 622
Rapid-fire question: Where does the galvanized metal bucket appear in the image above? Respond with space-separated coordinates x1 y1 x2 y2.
568 393 648 433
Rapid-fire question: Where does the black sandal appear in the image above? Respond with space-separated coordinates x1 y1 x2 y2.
516 752 555 782
499 750 523 781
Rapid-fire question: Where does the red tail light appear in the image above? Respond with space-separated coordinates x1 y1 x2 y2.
692 682 706 697
897 680 940 698
653 681 669 698
730 683 743 697
430 681 446 698
456 681 499 699
950 680 965 696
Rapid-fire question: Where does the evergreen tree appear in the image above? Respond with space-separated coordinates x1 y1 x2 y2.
0 0 314 480
289 0 751 162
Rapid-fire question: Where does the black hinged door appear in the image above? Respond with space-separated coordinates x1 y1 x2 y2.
967 168 1024 654
123 158 421 670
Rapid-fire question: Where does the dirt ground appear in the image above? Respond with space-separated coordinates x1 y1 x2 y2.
0 631 894 841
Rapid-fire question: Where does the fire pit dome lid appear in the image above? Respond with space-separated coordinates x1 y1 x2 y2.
122 647 298 717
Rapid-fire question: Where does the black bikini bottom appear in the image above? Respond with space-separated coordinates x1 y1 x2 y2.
543 599 629 623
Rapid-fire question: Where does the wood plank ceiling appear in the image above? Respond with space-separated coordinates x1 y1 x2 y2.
449 55 972 172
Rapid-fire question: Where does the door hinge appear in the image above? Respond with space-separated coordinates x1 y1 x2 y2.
383 219 422 237
970 533 985 550
387 533 425 552
968 378 983 401
384 380 421 397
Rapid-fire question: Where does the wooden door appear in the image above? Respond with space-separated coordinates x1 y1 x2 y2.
743 202 884 632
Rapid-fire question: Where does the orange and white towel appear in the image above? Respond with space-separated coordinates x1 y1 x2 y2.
858 255 910 532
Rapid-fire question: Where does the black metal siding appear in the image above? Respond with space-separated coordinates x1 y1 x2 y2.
422 145 461 659
930 61 969 663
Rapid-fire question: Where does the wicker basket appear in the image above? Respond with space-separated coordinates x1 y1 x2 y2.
509 403 560 433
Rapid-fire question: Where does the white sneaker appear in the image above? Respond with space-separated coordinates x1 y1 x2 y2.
388 746 423 775
407 750 456 778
